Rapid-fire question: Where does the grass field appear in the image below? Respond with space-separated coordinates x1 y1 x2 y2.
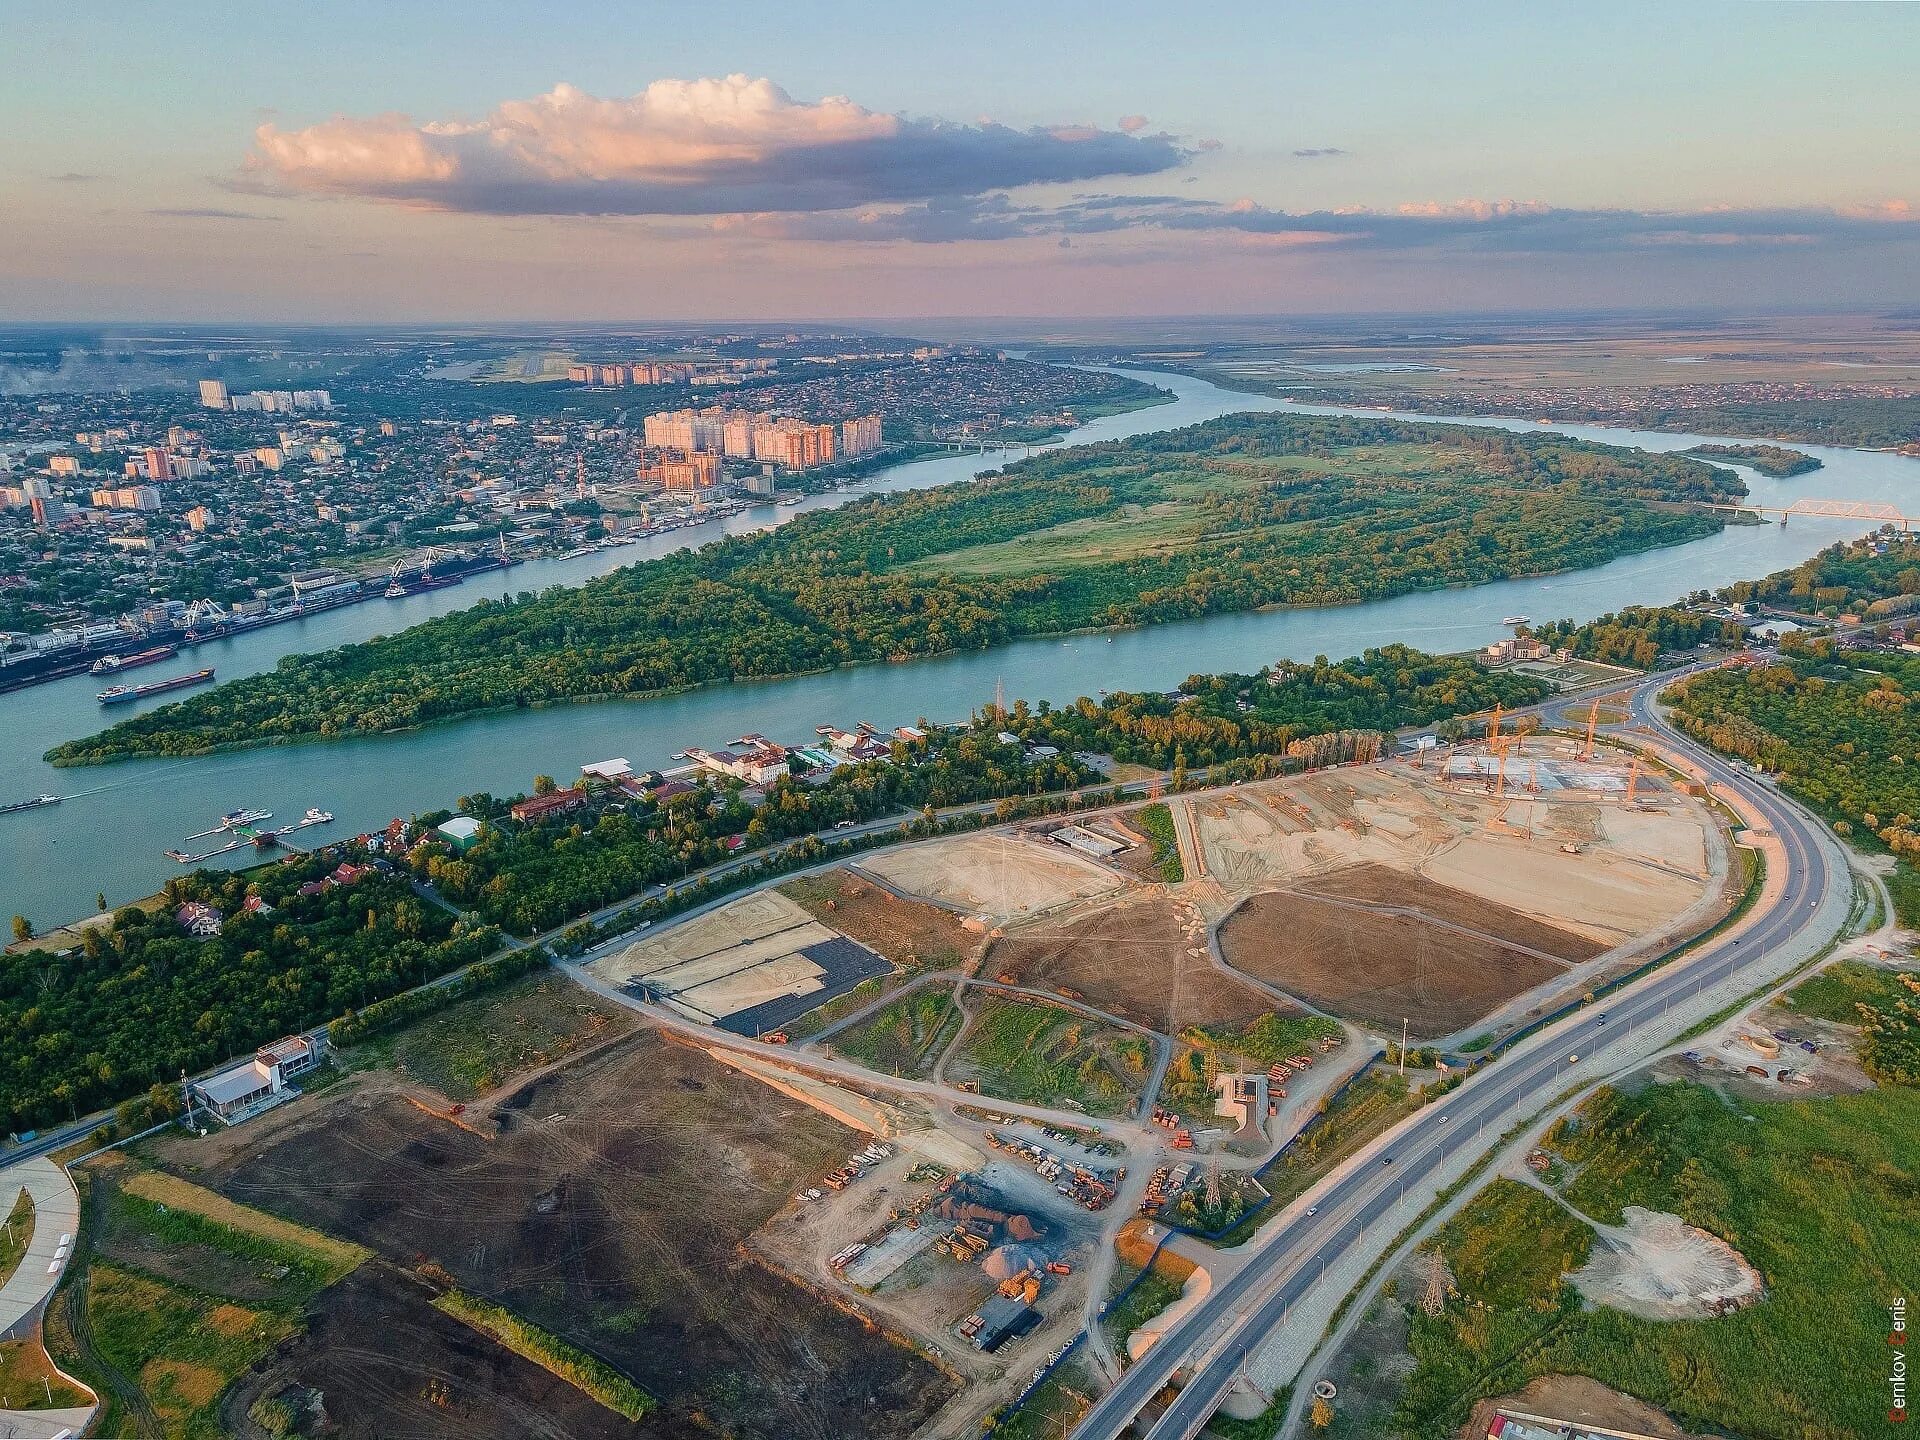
830 985 962 1077
1395 1080 1920 1439
1102 1268 1187 1357
0 1185 30 1287
83 1261 294 1439
1781 959 1912 1023
1136 804 1184 883
351 970 635 1100
433 1288 653 1420
951 996 1153 1117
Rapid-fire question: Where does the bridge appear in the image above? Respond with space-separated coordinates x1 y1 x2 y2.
1705 497 1919 531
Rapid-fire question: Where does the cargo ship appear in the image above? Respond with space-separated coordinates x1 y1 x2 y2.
91 644 179 676
0 794 61 816
98 667 215 705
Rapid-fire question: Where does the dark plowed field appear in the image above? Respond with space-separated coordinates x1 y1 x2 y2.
202 1030 956 1440
227 1263 690 1440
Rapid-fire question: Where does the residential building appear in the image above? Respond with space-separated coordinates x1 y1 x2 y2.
198 379 230 409
509 787 590 823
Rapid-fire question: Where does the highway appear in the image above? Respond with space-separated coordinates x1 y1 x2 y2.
1068 666 1847 1440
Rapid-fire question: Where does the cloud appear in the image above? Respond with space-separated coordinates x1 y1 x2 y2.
246 76 1187 216
1292 147 1347 159
1118 114 1149 133
46 172 101 183
721 189 1920 256
148 207 282 221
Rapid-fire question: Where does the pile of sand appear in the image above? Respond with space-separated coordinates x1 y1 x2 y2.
1571 1206 1764 1320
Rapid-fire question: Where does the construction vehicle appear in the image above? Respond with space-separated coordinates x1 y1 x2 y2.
762 1030 790 1045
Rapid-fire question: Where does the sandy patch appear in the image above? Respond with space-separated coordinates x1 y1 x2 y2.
1570 1205 1764 1320
861 833 1124 922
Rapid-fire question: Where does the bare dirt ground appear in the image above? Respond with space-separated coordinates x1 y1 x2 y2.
784 868 985 969
1569 1206 1765 1321
984 892 1274 1034
1217 892 1567 1037
1189 750 1722 950
860 833 1126 923
1465 1374 1716 1440
179 1029 957 1440
1299 864 1604 963
224 1262 687 1440
1662 999 1877 1101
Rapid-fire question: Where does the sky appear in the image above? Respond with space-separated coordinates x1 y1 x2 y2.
2 0 1917 322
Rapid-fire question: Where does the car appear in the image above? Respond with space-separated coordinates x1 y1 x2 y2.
1596 1013 1608 1024
1382 1155 1393 1165
1437 1114 1450 1123
836 819 857 829
1304 1205 1318 1217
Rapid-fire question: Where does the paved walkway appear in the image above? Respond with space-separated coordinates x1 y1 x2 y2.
0 1158 79 1341
0 1404 94 1439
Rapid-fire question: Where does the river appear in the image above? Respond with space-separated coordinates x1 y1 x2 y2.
4 366 1918 927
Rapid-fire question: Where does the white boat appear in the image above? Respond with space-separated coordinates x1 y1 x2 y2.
1501 615 1531 626
304 807 334 824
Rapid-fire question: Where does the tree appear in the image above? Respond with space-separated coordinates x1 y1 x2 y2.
96 892 108 912
1310 1397 1334 1429
533 774 558 796
9 915 30 943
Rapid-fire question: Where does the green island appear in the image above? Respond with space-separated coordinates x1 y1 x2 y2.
45 412 1742 765
1678 442 1823 477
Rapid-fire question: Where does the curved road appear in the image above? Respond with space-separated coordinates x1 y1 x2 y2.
1069 665 1848 1440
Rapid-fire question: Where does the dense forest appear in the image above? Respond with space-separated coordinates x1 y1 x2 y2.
1530 605 1748 668
1723 534 1920 618
1678 443 1823 478
0 858 499 1131
49 413 1741 764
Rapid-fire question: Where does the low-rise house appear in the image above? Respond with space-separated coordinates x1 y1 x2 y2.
174 901 223 937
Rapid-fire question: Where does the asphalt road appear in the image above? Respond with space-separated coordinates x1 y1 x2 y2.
1069 666 1845 1440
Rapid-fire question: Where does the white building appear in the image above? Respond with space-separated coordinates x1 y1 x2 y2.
191 1034 325 1123
198 379 229 409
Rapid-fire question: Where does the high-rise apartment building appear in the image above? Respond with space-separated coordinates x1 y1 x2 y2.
198 379 229 409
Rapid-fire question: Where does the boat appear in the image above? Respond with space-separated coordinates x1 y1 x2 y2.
98 668 216 705
303 807 334 824
91 644 179 676
1501 615 1531 627
0 794 61 816
222 807 272 826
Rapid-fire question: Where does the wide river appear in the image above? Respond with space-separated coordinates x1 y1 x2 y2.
5 366 1918 926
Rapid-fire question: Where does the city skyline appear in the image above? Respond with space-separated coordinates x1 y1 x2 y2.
3 1 1918 320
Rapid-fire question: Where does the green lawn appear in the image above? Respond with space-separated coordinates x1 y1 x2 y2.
1781 959 1912 1024
831 985 962 1077
1136 803 1184 883
955 997 1153 1117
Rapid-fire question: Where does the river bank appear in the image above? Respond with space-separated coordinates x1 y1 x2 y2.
3 364 1918 925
